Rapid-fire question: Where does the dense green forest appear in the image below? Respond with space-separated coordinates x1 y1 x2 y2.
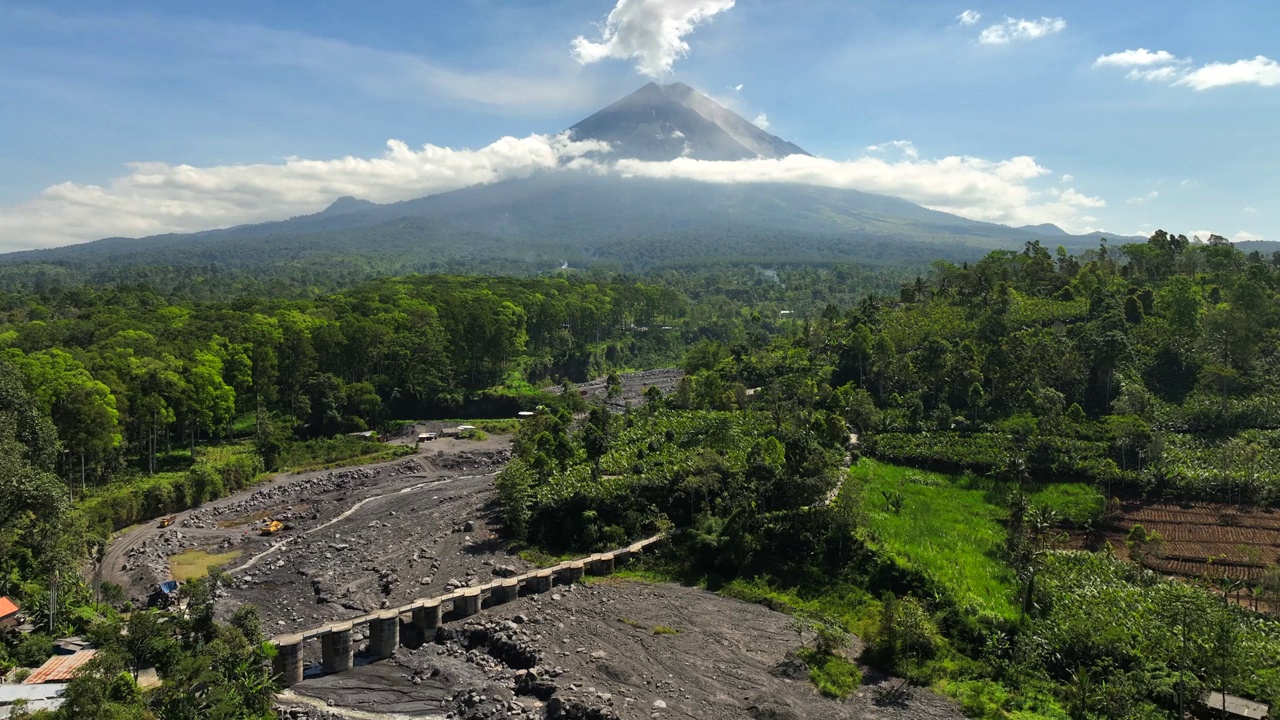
0 267 831 676
4 232 1280 718
0 263 916 501
496 233 1280 719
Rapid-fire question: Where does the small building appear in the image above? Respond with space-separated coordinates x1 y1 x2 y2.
346 430 377 441
0 683 67 717
52 637 90 655
23 650 96 685
1203 691 1271 719
0 597 19 629
416 432 438 443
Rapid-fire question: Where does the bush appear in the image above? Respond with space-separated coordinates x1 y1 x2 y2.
216 454 264 492
797 648 862 698
185 464 222 505
11 634 53 668
864 432 1132 490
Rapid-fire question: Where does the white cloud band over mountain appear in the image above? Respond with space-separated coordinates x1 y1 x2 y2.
613 155 1104 230
0 135 1110 251
0 134 609 250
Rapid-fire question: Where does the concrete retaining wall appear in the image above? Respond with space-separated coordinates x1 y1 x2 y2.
270 534 664 687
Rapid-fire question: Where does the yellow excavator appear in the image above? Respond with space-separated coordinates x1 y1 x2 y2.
260 520 284 536
159 516 176 528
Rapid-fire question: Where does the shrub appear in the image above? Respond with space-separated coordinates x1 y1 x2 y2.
11 634 53 668
797 648 862 698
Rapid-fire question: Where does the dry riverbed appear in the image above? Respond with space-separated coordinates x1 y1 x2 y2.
281 579 961 720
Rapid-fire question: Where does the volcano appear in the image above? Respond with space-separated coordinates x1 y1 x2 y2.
568 82 809 161
0 83 1142 281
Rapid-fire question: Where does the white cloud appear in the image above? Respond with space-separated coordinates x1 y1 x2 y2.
1060 174 1074 183
1126 66 1184 83
866 140 920 160
611 151 1104 231
956 10 982 27
1176 55 1280 90
1191 231 1216 242
752 113 770 130
1235 231 1264 242
1094 48 1182 68
0 134 610 250
978 17 1066 45
1180 179 1199 188
1057 188 1107 209
571 0 736 77
1096 50 1280 91
733 83 744 92
1126 191 1160 205
0 136 1111 249
1244 206 1258 213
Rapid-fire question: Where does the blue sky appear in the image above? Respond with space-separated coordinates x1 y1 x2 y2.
1 0 1277 250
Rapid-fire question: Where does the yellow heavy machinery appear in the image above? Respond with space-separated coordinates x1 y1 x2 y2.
159 516 176 528
260 520 284 536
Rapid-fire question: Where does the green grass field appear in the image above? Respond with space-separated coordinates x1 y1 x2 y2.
853 459 1019 619
850 459 1103 620
169 549 243 581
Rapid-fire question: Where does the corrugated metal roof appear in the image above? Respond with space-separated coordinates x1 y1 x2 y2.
23 650 96 684
0 597 18 618
0 684 67 719
0 683 67 702
0 699 64 718
1205 691 1271 719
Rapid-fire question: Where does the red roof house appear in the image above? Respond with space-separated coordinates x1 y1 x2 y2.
0 596 19 629
23 650 97 684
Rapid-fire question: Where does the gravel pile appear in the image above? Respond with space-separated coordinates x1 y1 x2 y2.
431 449 513 472
273 706 347 720
118 529 197 577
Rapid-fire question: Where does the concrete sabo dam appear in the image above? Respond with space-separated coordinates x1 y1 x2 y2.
269 535 664 686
